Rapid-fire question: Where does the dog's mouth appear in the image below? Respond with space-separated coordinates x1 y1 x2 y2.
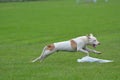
93 44 97 48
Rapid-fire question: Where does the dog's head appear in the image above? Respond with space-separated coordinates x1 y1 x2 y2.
87 34 100 48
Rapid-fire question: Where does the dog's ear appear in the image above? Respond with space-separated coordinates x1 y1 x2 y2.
90 33 93 37
87 33 93 39
86 34 91 39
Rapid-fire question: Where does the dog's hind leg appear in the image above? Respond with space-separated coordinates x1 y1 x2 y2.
32 46 47 63
32 44 56 63
39 49 56 62
32 56 41 63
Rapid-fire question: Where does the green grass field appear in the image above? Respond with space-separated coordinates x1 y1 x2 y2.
0 0 120 80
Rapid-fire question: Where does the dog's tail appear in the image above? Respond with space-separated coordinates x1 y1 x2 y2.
32 46 47 63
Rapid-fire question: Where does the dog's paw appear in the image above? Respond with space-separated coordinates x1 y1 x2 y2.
96 51 102 54
94 50 102 54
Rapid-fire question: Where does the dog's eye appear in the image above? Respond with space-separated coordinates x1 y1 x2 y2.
93 40 96 42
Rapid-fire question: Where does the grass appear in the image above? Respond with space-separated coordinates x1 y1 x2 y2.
0 0 120 80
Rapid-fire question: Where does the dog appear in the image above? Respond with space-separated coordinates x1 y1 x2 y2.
32 34 101 62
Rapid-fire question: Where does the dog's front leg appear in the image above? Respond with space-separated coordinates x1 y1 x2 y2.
78 48 89 56
85 47 101 54
76 44 89 56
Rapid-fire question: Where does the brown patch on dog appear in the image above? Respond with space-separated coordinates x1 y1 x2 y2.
46 44 55 51
70 40 77 50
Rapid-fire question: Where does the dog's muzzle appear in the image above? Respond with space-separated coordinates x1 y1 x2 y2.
93 43 100 48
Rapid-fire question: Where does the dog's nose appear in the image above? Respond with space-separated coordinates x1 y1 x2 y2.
98 43 100 45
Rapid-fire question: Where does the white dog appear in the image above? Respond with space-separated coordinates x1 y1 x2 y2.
32 34 101 62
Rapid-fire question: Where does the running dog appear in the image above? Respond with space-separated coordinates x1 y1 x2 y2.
32 34 101 62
